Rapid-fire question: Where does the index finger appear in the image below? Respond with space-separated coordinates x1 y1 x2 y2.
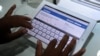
56 34 69 52
36 40 43 56
62 38 76 55
4 4 16 17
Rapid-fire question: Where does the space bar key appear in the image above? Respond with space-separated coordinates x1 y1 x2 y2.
36 35 50 44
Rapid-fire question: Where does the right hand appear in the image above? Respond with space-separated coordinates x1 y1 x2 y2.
36 35 85 56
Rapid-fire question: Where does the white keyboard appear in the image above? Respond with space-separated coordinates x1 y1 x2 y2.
28 19 73 44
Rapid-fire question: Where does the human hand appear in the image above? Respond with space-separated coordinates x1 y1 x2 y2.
0 5 33 44
36 35 85 56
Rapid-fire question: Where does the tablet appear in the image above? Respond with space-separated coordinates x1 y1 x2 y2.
72 0 100 11
27 0 96 54
58 0 100 22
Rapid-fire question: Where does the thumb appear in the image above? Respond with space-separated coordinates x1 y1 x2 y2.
36 40 43 56
9 28 27 40
4 4 16 17
73 48 86 56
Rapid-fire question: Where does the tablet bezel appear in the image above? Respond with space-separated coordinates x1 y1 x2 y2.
28 0 96 54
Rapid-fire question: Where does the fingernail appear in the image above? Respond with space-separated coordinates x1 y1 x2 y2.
52 39 57 42
37 40 42 45
12 4 16 8
37 40 41 43
29 25 33 29
22 29 27 33
31 25 33 29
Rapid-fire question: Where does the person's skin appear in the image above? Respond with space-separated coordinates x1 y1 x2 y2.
36 35 85 56
0 5 33 44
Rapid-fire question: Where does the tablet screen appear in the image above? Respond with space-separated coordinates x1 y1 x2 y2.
34 5 89 39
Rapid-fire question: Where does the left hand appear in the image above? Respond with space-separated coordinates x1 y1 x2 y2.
0 5 33 44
